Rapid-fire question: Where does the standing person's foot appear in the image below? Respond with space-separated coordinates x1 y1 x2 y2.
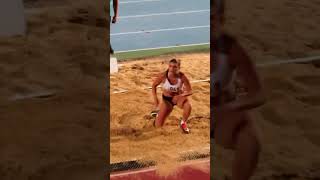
180 119 190 134
110 46 114 54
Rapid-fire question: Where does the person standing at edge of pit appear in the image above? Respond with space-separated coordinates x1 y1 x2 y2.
110 0 118 54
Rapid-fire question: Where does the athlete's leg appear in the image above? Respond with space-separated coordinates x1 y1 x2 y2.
214 111 261 180
155 100 173 127
177 98 191 133
181 100 192 122
232 118 261 180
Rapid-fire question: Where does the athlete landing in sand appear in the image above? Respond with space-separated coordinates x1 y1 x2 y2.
151 59 193 134
211 0 266 179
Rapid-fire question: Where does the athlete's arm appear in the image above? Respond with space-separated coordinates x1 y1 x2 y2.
152 73 164 108
226 42 266 111
180 74 193 97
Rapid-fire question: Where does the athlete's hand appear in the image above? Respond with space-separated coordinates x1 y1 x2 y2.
172 95 179 105
112 16 117 23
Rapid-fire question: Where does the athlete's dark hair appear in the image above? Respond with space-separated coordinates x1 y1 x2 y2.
169 59 181 66
169 59 178 63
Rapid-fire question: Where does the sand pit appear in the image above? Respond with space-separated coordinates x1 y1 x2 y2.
0 1 108 179
110 53 211 172
1 0 320 179
212 0 320 179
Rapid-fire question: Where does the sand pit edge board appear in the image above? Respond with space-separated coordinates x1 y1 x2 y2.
110 158 210 180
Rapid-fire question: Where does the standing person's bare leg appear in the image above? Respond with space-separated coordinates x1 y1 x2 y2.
155 102 173 127
232 119 261 180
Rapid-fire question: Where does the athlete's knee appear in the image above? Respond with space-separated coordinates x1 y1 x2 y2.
252 132 262 153
238 124 262 153
248 120 262 153
183 101 192 110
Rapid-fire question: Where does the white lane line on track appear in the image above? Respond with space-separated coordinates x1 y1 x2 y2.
119 9 210 19
257 55 320 67
111 25 209 36
115 43 209 53
120 0 161 4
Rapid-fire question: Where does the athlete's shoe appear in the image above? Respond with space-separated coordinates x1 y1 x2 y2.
180 119 190 134
150 110 159 118
110 46 114 54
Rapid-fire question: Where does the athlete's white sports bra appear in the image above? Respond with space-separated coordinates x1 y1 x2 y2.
211 33 237 97
162 71 182 93
211 52 236 100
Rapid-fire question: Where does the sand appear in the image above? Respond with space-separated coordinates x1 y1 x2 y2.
213 0 320 179
224 0 320 62
110 53 211 167
0 0 108 179
1 0 320 179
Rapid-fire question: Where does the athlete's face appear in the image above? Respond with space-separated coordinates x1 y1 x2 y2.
168 62 179 74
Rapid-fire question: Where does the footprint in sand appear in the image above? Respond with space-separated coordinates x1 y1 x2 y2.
79 61 105 78
10 85 31 94
263 77 306 94
305 40 320 50
292 75 320 88
295 94 320 106
10 68 27 79
67 9 106 28
28 163 103 180
110 127 138 136
254 4 265 10
312 61 320 68
295 116 320 146
111 126 163 142
270 173 299 179
192 95 200 101
259 105 290 126
303 131 320 147
131 64 145 70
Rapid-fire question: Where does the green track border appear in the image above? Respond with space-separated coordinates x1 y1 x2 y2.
114 44 210 61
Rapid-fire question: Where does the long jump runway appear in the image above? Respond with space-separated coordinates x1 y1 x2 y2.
110 0 210 52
